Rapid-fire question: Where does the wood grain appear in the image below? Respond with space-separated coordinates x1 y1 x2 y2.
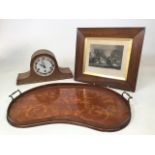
7 83 131 132
17 49 73 85
75 28 145 92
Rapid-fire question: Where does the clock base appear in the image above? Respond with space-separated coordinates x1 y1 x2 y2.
17 67 73 85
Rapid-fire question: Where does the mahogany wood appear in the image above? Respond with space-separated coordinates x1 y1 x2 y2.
7 83 131 132
74 28 145 92
17 49 73 85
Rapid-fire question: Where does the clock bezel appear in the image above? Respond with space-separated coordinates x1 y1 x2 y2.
33 55 56 77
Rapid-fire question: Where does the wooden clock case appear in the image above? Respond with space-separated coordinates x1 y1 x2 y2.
17 49 73 85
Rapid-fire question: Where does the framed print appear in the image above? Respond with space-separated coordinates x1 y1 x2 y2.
75 28 145 92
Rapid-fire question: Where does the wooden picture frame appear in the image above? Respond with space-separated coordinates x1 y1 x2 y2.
74 28 145 92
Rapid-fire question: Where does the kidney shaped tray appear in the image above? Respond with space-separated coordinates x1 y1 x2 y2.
7 83 131 132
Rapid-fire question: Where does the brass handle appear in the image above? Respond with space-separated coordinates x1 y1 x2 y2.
122 91 133 101
9 89 22 100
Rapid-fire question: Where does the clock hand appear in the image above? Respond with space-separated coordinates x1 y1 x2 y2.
40 63 46 68
40 59 46 68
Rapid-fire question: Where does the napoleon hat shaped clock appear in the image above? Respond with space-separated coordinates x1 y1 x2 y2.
17 49 73 85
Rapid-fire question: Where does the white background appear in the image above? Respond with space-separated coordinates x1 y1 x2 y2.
0 19 155 135
0 1 155 155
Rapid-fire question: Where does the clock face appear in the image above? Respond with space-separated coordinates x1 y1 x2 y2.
33 56 55 76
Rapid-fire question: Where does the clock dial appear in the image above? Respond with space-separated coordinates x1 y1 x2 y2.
33 56 55 76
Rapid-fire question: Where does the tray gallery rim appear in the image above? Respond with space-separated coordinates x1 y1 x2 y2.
7 83 131 132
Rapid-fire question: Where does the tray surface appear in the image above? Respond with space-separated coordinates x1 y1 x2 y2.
7 83 131 131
